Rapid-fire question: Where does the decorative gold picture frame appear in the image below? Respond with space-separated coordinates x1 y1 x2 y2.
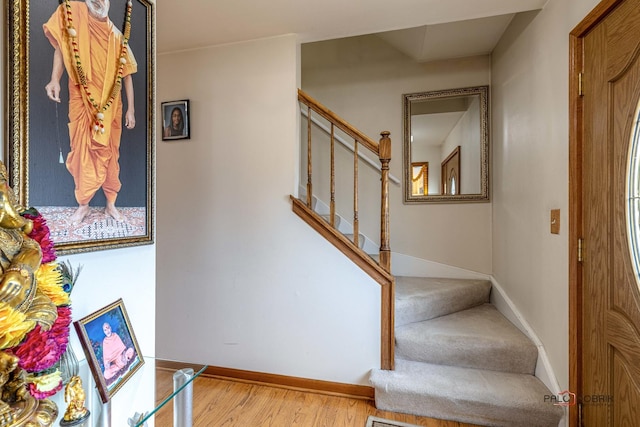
5 0 155 254
403 85 489 203
74 298 144 403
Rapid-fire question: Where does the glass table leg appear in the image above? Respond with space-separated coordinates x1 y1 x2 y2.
100 400 111 427
172 368 194 427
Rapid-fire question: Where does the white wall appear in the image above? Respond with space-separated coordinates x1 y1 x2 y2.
442 96 481 194
302 36 492 274
60 248 156 358
156 35 382 385
491 0 600 391
59 248 156 422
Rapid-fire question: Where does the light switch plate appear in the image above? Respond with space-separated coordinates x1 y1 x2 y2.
550 209 560 234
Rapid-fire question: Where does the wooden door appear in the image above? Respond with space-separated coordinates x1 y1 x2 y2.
441 146 460 195
572 0 640 425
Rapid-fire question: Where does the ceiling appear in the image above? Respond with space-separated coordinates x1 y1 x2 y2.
156 0 547 56
376 14 515 63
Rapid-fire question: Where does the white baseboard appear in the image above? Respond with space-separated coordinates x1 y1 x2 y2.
489 278 567 427
390 252 491 280
489 278 562 385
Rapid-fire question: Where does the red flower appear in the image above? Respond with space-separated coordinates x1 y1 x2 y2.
11 307 71 372
23 211 56 263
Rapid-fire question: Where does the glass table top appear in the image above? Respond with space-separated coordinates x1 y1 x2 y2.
51 356 207 427
134 362 207 427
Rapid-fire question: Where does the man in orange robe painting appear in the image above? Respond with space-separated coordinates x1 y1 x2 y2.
43 0 137 224
101 322 134 381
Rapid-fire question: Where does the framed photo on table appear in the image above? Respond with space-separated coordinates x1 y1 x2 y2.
74 299 144 403
5 0 156 255
161 100 191 141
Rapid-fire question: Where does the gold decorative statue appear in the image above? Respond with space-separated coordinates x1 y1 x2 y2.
0 161 59 427
0 352 20 425
60 376 89 426
0 352 57 427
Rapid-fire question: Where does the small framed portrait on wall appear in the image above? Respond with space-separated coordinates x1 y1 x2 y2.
161 100 190 141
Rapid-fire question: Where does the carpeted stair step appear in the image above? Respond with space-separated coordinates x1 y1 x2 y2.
395 276 491 327
370 359 564 427
395 303 537 374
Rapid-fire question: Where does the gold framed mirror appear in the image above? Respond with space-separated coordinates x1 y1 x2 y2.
403 86 489 203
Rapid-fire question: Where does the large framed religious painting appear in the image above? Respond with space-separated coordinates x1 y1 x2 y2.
75 298 144 403
5 0 155 254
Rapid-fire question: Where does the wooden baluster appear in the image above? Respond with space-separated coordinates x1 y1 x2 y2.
381 279 394 370
330 124 336 228
353 140 359 248
378 131 391 272
306 106 312 208
379 131 393 369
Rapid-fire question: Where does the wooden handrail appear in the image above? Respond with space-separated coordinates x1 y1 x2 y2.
300 108 401 185
294 89 394 370
298 89 380 155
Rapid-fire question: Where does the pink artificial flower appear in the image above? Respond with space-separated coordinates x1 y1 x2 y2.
28 379 63 399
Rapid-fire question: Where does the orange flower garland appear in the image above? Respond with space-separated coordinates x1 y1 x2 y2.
62 0 133 134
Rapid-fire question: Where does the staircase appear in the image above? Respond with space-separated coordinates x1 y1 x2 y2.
294 89 563 425
370 277 564 427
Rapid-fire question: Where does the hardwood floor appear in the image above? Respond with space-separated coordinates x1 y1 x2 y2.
154 369 481 427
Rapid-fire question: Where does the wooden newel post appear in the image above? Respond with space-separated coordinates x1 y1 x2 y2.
378 131 391 273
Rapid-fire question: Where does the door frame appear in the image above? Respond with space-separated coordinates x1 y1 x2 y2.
569 1 625 425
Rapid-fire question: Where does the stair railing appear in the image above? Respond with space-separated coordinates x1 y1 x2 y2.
293 89 394 370
300 108 400 185
298 89 392 272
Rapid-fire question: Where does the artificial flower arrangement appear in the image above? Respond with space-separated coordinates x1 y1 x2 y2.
0 208 79 400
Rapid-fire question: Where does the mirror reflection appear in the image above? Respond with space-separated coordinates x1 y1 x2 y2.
403 86 489 203
411 162 429 196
